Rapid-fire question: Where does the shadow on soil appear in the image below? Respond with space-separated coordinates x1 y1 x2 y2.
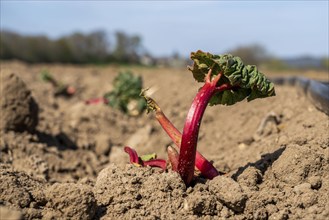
232 146 286 180
35 131 77 150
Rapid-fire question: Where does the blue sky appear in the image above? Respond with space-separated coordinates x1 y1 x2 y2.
1 1 328 58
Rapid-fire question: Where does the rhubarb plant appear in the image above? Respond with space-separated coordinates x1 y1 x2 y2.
86 71 147 116
40 70 76 97
124 146 167 170
125 50 275 186
104 71 146 115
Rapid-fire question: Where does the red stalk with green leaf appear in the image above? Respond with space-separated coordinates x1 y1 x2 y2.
40 70 76 97
142 95 221 179
125 50 275 186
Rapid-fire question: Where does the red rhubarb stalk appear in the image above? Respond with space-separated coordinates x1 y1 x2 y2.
85 97 108 105
143 159 167 170
124 146 140 165
144 96 181 147
178 70 222 185
167 146 179 171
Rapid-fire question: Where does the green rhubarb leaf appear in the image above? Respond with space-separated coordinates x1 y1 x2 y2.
140 153 157 162
209 89 250 106
189 50 275 105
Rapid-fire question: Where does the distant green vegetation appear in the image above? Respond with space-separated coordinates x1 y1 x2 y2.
0 30 328 71
0 30 143 64
226 44 328 71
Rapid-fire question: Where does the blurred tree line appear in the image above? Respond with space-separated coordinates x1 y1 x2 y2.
227 44 329 71
0 30 143 64
1 30 328 70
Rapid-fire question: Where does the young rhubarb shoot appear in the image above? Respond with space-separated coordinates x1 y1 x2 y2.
40 70 76 97
124 146 167 170
178 50 275 185
85 71 147 116
104 71 147 116
142 92 220 179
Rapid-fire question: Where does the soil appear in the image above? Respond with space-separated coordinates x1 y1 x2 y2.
0 61 328 220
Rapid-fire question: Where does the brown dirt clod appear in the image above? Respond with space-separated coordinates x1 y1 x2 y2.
1 72 39 133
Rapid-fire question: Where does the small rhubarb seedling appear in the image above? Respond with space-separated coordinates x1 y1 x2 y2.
125 51 275 186
85 71 147 116
85 97 108 105
124 146 166 170
40 70 76 97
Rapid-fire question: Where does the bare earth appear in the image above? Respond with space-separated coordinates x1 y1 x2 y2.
1 61 328 219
